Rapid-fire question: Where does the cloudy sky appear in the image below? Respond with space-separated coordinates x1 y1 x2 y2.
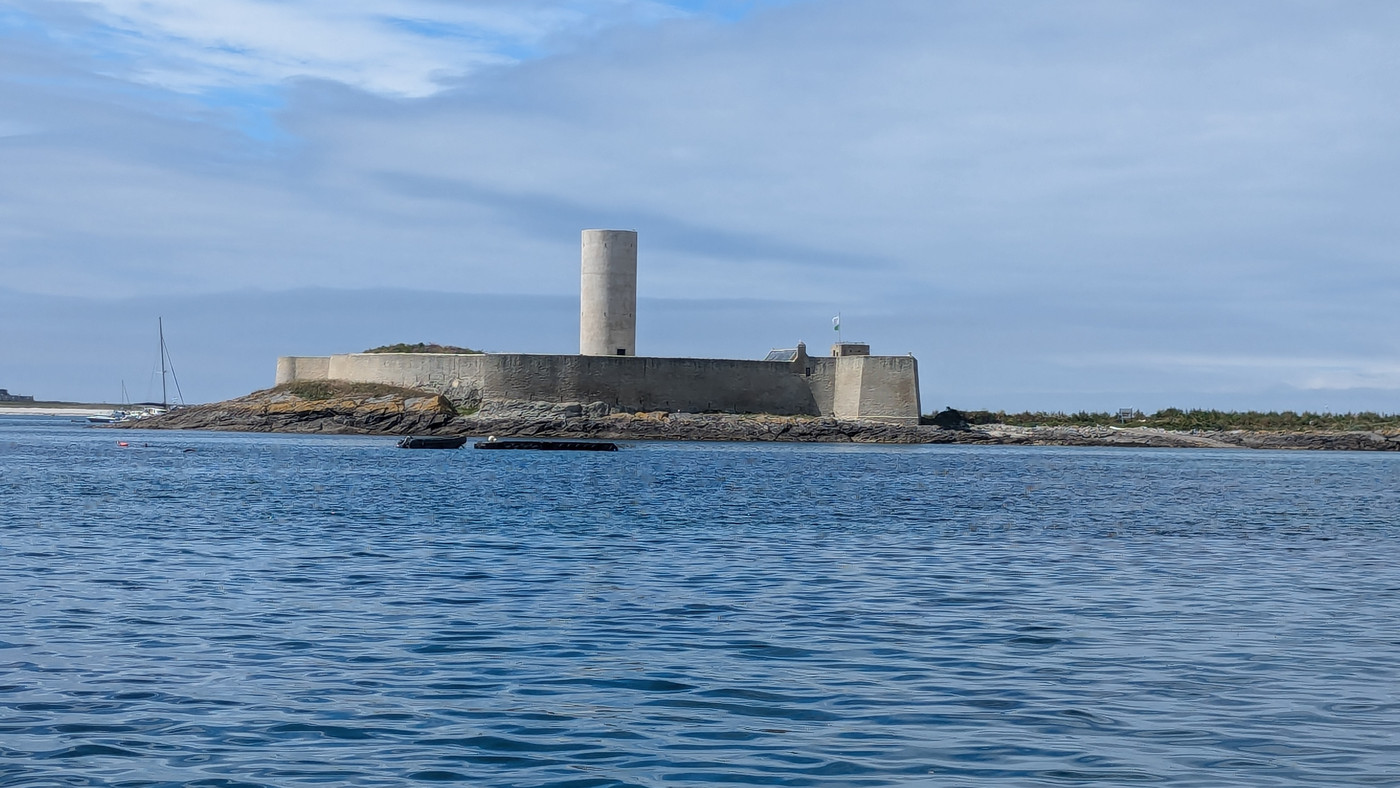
2 0 1398 412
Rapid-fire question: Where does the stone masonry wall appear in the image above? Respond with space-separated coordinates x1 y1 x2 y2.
834 355 921 424
275 356 331 385
275 352 920 422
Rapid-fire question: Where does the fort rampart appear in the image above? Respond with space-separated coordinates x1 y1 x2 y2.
275 350 921 424
273 230 922 425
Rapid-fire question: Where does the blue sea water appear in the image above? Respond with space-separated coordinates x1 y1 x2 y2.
1 415 1398 787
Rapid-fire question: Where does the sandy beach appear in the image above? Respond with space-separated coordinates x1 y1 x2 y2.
0 406 113 417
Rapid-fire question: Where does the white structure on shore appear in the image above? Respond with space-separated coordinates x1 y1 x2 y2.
276 230 922 423
579 229 638 357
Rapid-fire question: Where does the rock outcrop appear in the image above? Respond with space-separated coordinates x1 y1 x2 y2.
119 388 1400 450
125 386 458 434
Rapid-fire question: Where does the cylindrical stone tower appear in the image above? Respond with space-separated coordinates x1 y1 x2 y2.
580 229 638 357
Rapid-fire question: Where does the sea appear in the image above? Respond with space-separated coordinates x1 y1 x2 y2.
1 415 1398 787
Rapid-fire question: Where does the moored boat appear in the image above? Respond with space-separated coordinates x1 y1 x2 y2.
474 439 618 451
398 436 468 449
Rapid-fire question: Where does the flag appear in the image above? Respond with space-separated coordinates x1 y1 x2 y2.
832 315 840 331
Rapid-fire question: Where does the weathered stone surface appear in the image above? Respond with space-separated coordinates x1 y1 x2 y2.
118 390 1400 450
444 411 937 444
118 388 457 435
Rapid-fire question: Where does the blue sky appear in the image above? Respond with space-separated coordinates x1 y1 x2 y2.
2 0 1399 412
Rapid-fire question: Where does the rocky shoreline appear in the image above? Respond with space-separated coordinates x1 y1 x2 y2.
111 387 1400 451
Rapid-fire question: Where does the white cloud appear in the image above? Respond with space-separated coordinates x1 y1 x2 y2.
51 0 693 95
1060 354 1400 393
3 0 1400 408
9 0 1400 301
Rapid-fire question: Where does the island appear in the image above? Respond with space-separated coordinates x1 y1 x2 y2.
115 230 1400 451
121 381 1400 451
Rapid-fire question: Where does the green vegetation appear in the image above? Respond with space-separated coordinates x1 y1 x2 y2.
277 381 437 401
364 343 483 354
924 408 1400 432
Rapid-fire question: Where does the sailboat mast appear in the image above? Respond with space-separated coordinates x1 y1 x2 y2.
159 317 168 408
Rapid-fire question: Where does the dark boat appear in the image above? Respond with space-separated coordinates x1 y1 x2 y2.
474 439 618 451
397 436 468 449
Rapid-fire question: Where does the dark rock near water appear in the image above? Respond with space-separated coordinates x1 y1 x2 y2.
927 408 970 429
116 388 457 435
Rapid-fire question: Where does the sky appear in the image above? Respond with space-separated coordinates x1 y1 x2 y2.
2 0 1398 413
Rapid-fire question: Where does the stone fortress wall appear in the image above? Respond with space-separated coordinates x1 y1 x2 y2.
275 230 922 424
276 345 920 423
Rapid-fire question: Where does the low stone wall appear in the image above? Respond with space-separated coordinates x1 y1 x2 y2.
275 356 331 385
275 351 921 423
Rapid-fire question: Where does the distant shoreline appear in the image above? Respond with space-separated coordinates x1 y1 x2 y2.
104 386 1400 451
0 405 117 417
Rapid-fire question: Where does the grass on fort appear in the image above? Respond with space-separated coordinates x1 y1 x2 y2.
363 343 483 354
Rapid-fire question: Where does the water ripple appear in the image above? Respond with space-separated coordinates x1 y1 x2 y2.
1 418 1398 786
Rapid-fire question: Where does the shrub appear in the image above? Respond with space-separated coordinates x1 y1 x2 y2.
923 408 1400 431
363 343 483 354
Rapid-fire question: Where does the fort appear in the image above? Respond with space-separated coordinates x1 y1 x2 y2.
275 230 921 425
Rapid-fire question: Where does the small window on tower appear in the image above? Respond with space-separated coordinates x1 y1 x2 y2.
617 348 627 356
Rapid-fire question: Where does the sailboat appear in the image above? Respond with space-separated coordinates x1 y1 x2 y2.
151 317 184 413
86 380 137 423
89 319 185 423
138 317 185 416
